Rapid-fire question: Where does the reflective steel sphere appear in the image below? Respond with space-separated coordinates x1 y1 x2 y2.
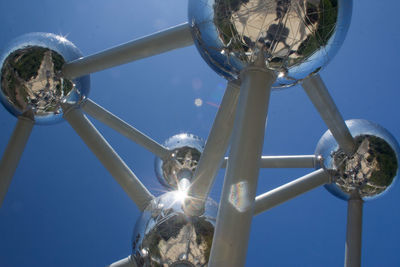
155 133 205 190
316 119 399 200
0 32 90 124
132 191 217 267
188 0 352 87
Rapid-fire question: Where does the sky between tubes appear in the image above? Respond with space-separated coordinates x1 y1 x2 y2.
0 0 399 266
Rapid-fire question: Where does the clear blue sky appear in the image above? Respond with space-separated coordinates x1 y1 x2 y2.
0 0 399 266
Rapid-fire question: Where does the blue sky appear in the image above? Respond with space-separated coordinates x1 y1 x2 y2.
0 0 400 266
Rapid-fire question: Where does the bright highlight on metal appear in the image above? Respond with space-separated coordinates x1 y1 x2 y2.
131 191 217 266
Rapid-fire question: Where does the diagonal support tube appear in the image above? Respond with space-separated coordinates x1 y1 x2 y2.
345 193 363 267
221 155 317 169
63 106 153 211
208 66 276 267
0 117 34 207
184 81 240 215
62 23 193 79
302 74 355 155
253 169 330 215
82 99 170 159
107 256 137 267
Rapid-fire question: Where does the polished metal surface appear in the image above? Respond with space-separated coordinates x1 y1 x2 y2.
155 133 205 190
188 0 352 87
131 191 217 267
316 119 400 200
0 33 90 124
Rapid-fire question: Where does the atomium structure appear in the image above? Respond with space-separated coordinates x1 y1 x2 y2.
0 1 399 267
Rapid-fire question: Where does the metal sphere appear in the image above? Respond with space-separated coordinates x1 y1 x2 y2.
188 0 352 88
315 119 400 201
132 191 217 267
155 133 205 190
0 32 90 124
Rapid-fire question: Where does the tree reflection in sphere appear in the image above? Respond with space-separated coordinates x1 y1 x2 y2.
188 0 352 88
315 119 400 201
0 33 90 124
132 191 217 267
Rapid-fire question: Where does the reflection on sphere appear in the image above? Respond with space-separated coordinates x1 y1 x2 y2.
188 0 352 87
155 133 205 190
0 33 90 124
132 191 217 267
315 119 400 200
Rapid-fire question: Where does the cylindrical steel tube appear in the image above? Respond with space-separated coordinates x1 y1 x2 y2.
184 81 240 215
82 99 170 159
302 74 355 155
0 117 34 207
107 256 137 267
345 194 363 267
63 23 193 79
63 106 153 211
208 67 276 267
254 169 330 215
222 155 316 169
